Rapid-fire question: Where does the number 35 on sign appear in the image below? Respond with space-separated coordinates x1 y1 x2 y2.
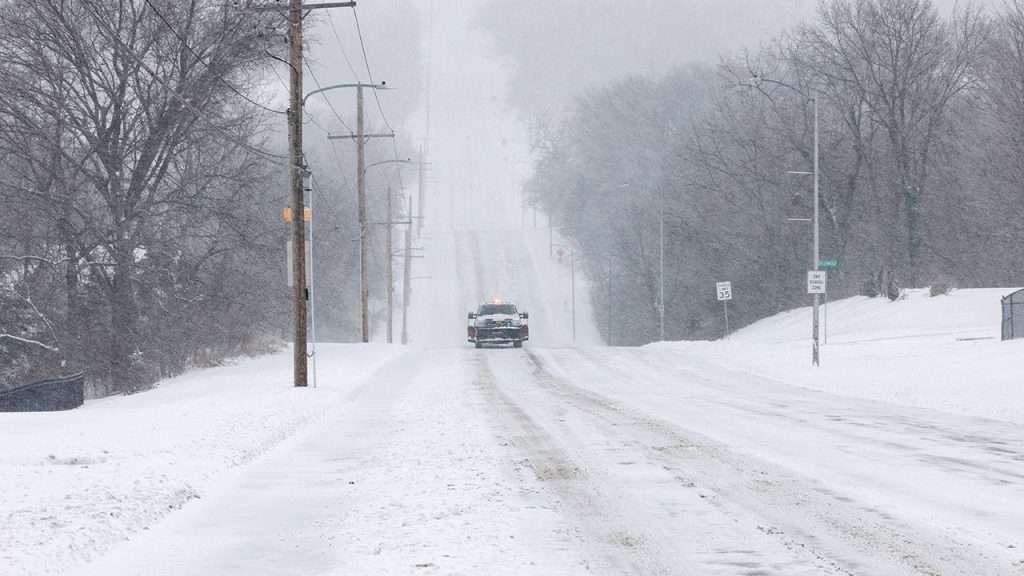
716 281 732 301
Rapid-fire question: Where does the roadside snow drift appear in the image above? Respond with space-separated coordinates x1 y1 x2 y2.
653 288 1024 424
0 344 406 576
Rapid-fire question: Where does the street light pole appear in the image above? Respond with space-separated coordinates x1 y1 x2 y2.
745 77 820 366
361 158 414 344
553 244 576 343
569 248 575 342
659 186 665 342
812 92 820 367
320 82 394 343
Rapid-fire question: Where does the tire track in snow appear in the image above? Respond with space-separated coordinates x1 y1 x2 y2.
522 348 1018 576
606 346 1024 486
471 352 672 575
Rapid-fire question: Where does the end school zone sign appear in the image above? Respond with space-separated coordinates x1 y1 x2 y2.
807 271 827 294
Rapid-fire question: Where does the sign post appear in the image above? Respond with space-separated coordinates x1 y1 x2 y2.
815 260 836 343
808 270 827 364
716 281 732 339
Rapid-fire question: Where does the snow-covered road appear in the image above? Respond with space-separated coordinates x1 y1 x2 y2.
57 342 1024 576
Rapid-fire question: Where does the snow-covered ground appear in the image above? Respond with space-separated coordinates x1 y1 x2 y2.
656 288 1024 425
5 0 1024 573
0 345 406 575
6 286 1024 574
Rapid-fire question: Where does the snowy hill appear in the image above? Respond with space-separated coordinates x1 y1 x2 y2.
653 288 1024 425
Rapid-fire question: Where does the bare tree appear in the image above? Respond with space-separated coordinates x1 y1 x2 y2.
806 0 988 284
0 0 282 392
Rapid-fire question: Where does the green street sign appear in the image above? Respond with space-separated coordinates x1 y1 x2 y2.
818 259 838 268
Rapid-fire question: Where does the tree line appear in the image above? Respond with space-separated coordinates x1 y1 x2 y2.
0 0 401 394
527 0 1021 345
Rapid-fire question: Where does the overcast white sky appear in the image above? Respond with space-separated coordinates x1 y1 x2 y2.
298 0 995 132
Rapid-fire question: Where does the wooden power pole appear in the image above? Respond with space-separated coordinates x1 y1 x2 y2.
287 0 308 388
357 85 368 343
250 1 355 385
325 83 392 343
386 185 394 343
402 196 413 345
286 1 355 385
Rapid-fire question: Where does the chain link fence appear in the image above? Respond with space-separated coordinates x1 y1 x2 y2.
1001 289 1024 341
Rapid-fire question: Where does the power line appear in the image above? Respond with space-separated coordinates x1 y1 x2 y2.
351 7 394 135
269 62 290 94
350 8 405 192
304 111 333 137
142 0 287 115
328 139 356 197
304 158 347 226
326 9 361 81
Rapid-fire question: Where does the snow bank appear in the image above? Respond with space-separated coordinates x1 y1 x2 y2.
0 344 406 576
651 288 1024 425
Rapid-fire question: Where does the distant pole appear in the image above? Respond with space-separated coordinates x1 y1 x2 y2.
553 244 577 343
417 145 425 238
306 169 317 388
570 247 576 342
659 186 665 341
512 151 516 201
402 196 413 344
386 185 394 344
357 85 369 343
514 158 524 229
607 254 613 345
318 82 392 344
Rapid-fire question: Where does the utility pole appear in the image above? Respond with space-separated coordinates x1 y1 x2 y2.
402 196 413 345
357 85 368 343
513 153 526 229
607 254 613 346
251 0 355 389
744 76 821 366
288 0 307 387
386 185 394 343
417 144 426 238
324 83 392 343
659 186 665 342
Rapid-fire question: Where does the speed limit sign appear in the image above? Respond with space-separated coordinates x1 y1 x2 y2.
716 281 732 301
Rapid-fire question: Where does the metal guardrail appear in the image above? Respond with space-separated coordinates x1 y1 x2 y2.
1001 289 1024 341
0 372 85 412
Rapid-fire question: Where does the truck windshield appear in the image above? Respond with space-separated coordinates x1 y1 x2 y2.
479 304 517 315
